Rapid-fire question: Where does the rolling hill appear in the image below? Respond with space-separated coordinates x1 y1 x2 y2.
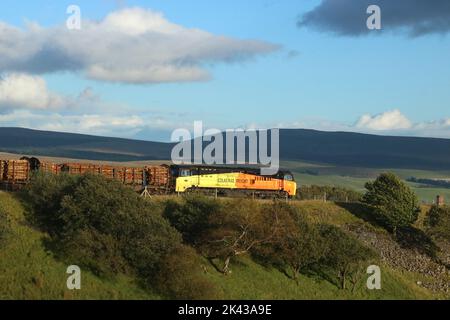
1 127 450 171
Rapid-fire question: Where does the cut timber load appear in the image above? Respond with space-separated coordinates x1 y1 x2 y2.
115 167 145 185
40 162 61 175
0 160 5 180
146 165 170 187
4 160 30 182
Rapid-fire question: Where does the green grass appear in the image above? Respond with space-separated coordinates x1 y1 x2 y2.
203 256 433 300
0 192 444 300
0 191 160 300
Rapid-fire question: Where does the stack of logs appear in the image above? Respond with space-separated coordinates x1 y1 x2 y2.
147 165 170 186
0 160 30 182
60 163 145 185
1 158 171 189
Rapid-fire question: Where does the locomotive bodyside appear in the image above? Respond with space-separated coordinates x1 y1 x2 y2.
174 167 297 197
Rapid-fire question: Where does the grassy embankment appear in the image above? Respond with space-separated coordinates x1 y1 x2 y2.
0 191 440 300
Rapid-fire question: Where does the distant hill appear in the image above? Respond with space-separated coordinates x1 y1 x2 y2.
279 129 450 170
1 127 450 170
0 127 173 162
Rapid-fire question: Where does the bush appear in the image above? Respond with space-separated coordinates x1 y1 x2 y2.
318 224 376 290
155 245 222 299
58 228 129 277
362 173 420 234
21 172 79 232
163 195 220 245
24 173 182 281
425 205 450 241
253 208 326 282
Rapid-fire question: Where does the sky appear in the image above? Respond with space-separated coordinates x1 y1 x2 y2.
0 0 449 141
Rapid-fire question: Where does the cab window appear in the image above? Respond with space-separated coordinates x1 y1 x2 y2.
284 174 294 181
180 169 191 177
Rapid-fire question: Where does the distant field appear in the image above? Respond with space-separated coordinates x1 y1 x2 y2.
282 161 450 203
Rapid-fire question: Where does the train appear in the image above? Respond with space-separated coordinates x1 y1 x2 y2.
0 157 297 198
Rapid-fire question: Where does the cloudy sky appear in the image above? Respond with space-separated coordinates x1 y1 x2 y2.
0 0 449 141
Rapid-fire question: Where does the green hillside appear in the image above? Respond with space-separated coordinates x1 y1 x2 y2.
1 191 446 300
0 191 160 300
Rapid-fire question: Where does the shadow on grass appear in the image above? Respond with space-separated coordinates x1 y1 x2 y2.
396 226 439 259
335 202 383 228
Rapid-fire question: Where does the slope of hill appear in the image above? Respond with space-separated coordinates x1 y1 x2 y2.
1 127 450 170
0 191 160 300
0 191 444 300
279 129 450 170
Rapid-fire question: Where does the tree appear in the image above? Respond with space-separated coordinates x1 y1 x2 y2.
362 173 420 235
24 173 182 280
199 200 287 275
425 205 450 241
255 211 326 282
318 224 375 290
163 195 220 245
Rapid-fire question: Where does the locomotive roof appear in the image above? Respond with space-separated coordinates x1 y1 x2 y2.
170 164 294 178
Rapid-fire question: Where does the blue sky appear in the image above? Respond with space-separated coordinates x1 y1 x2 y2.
0 0 449 141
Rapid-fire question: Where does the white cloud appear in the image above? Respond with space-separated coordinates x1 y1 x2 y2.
0 8 279 84
253 110 450 139
355 109 412 131
0 108 194 139
0 73 66 110
0 73 106 112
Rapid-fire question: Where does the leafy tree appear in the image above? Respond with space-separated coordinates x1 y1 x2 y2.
425 205 450 241
362 173 420 234
55 174 182 278
23 173 182 280
163 195 220 244
199 200 287 274
21 172 79 232
318 224 375 290
255 210 326 282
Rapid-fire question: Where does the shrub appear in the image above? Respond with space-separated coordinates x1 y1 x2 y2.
21 172 79 233
55 174 182 278
24 173 182 281
155 245 222 300
425 205 450 241
318 224 376 290
362 173 420 234
163 195 220 244
59 228 129 277
253 209 326 282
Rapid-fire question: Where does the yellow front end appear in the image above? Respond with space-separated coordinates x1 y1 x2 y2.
175 173 240 193
284 180 297 197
